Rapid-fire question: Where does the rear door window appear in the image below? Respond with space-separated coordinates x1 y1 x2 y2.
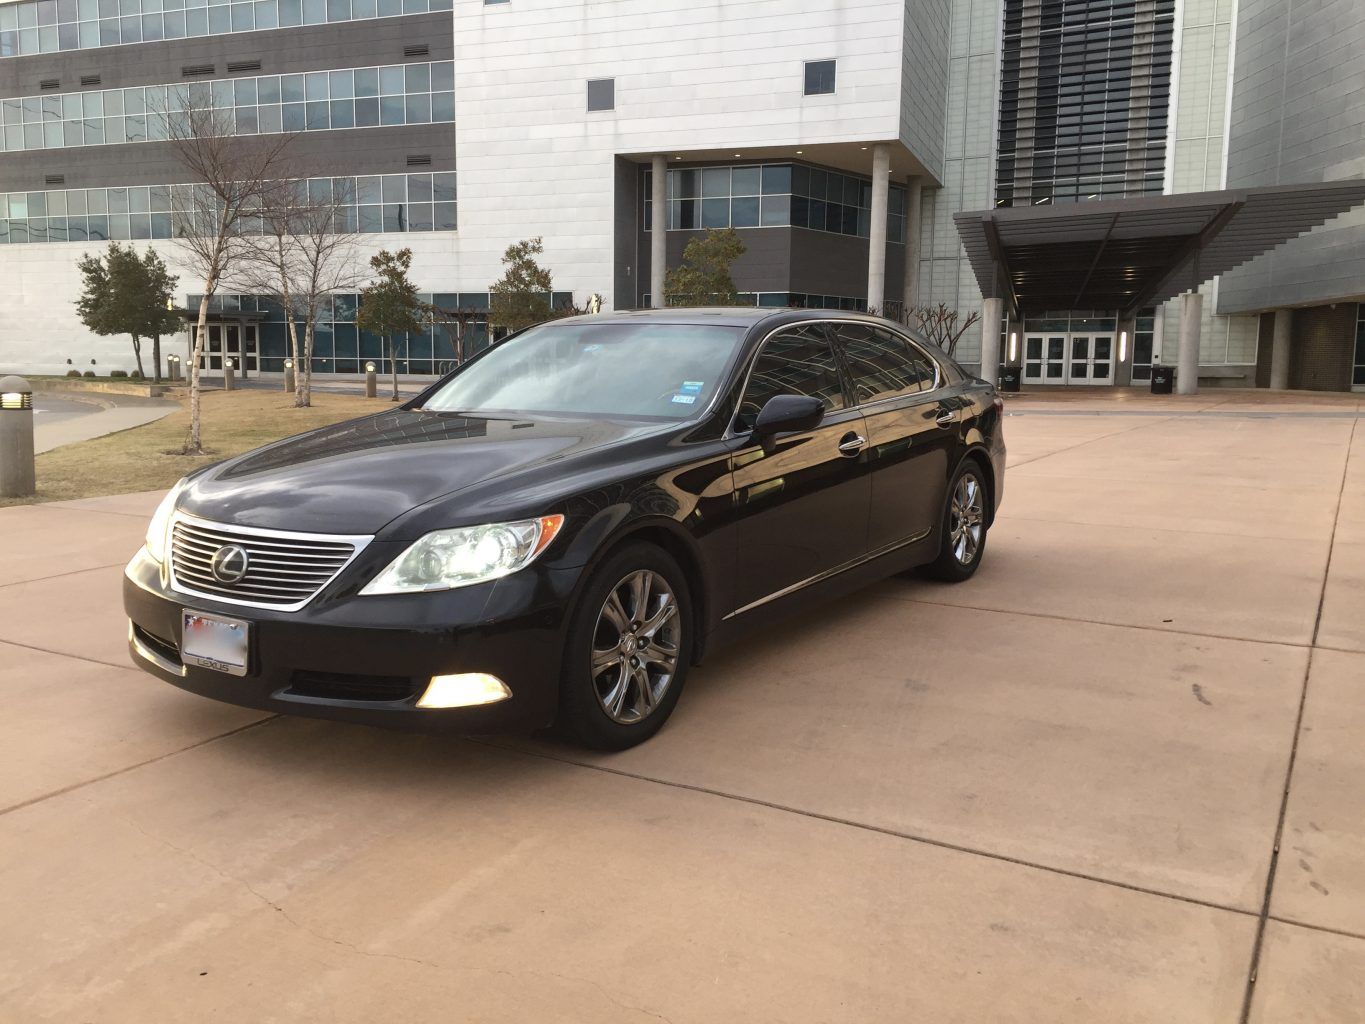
831 323 939 404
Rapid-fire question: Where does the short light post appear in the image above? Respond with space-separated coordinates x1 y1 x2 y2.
167 354 181 382
283 358 296 393
364 361 377 398
223 357 235 392
0 376 36 499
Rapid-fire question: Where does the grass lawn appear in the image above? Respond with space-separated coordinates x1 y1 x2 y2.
4 389 395 507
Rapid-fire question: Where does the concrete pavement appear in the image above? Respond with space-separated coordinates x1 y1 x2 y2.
0 390 1361 1022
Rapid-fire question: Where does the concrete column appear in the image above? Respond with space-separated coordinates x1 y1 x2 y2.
866 144 892 313
979 297 1003 384
650 155 667 308
1177 290 1202 395
902 176 923 318
1269 308 1292 390
900 176 922 319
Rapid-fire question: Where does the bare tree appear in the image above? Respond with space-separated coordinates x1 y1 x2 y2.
239 177 362 407
165 91 296 452
427 303 484 367
905 303 982 360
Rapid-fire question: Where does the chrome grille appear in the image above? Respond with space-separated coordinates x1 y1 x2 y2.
169 516 371 610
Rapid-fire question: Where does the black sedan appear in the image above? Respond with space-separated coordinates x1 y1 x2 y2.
125 308 1005 749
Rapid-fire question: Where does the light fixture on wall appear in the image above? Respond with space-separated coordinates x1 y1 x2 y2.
1008 332 1018 362
1119 330 1128 362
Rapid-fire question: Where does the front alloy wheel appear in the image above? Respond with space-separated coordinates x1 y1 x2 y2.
591 570 681 724
558 543 693 750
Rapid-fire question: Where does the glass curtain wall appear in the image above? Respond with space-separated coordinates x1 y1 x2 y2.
644 162 908 243
188 291 573 375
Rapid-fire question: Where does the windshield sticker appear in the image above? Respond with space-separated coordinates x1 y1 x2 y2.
680 381 704 394
670 393 697 405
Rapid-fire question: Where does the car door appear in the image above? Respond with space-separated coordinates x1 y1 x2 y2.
828 322 957 552
728 323 871 614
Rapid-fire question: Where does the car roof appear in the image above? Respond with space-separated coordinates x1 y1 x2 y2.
570 307 896 329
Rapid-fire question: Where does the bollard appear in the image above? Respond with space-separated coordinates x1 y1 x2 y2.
0 376 36 498
364 361 377 399
223 358 235 392
283 358 296 393
169 355 181 382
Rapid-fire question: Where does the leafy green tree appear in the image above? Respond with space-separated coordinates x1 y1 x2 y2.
489 237 554 333
138 249 182 384
663 228 745 307
355 248 426 401
75 242 179 380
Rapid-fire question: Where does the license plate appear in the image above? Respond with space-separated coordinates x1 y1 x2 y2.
181 611 250 676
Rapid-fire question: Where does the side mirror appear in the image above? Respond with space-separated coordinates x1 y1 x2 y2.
753 394 824 438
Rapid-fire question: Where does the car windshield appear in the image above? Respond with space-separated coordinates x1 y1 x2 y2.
421 321 745 420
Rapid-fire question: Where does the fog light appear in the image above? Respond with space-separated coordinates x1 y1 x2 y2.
418 673 511 708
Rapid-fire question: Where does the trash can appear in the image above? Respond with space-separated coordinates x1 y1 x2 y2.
999 366 1022 393
1150 366 1175 394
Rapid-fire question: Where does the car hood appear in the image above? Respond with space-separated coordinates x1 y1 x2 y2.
178 409 662 535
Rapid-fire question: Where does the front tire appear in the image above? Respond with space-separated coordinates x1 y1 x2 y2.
557 543 693 750
924 460 990 582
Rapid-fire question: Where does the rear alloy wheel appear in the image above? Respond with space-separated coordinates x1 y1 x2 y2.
924 461 989 582
559 544 692 750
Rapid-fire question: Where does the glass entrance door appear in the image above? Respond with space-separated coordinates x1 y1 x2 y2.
194 322 258 375
1023 334 1114 385
1024 335 1068 384
1068 335 1114 384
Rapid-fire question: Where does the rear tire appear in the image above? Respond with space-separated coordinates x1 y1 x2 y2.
923 459 990 582
557 543 693 751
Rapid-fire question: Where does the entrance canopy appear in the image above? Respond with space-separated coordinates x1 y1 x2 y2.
954 181 1365 319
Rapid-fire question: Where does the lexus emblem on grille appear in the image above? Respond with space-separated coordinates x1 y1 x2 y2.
209 544 250 584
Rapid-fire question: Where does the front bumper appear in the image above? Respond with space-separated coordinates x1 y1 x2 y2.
122 548 581 733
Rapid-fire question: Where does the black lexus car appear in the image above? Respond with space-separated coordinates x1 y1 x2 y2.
125 308 1005 749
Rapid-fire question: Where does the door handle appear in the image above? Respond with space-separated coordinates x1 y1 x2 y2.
837 432 866 456
935 409 957 428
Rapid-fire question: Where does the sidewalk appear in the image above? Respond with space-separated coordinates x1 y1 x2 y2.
33 391 178 454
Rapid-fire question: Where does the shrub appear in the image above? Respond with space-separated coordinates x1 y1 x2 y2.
129 370 144 380
66 369 82 378
110 369 128 378
82 371 96 378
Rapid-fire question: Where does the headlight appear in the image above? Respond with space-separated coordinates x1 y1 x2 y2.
360 515 565 595
145 478 187 565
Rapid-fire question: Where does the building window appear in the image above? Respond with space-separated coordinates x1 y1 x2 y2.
0 171 457 246
0 0 454 60
586 78 614 113
642 162 906 242
804 60 836 96
0 61 455 154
